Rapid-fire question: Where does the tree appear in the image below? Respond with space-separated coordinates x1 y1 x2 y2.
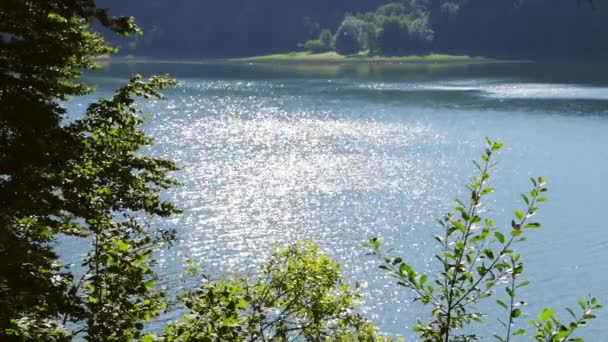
159 242 390 342
335 17 366 55
0 1 179 340
376 19 411 55
0 2 385 341
333 2 435 56
408 15 434 53
375 2 407 17
319 28 334 49
1 0 604 340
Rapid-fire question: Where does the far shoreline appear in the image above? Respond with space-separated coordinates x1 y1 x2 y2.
95 52 531 66
229 52 498 65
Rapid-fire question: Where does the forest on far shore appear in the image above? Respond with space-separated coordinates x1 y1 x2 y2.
100 0 606 60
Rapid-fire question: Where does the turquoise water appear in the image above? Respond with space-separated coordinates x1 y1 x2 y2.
65 62 608 339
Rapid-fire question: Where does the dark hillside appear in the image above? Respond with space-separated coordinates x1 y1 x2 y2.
99 0 607 60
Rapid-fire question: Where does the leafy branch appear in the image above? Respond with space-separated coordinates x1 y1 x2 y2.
366 139 601 342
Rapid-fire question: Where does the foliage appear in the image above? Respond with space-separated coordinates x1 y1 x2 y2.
366 139 601 341
89 0 606 60
300 29 334 53
73 76 178 341
376 2 408 17
529 298 603 342
319 29 335 49
408 14 434 52
330 2 435 56
376 19 411 56
334 17 366 55
368 2 434 55
1 0 603 341
301 39 331 53
157 242 390 342
0 1 179 340
440 2 461 16
231 52 476 63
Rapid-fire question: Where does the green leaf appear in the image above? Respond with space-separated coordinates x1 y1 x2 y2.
506 287 515 299
514 210 524 221
366 238 381 250
524 223 541 229
419 275 428 287
48 12 68 23
453 220 466 232
511 308 522 318
565 307 577 319
492 141 505 151
140 335 155 342
481 187 495 195
484 249 495 260
495 232 505 244
493 334 506 342
496 300 508 310
117 240 130 252
538 308 555 322
578 300 586 311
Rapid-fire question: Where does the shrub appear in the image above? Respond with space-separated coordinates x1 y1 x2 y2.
302 39 330 53
366 138 602 342
157 242 390 342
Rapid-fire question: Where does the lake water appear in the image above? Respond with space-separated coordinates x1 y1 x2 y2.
65 62 608 339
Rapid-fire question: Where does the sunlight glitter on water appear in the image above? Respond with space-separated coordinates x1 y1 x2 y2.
481 83 608 100
65 66 608 338
135 84 455 333
148 98 447 265
356 80 608 101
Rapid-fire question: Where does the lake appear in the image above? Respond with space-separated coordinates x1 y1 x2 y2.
64 61 608 339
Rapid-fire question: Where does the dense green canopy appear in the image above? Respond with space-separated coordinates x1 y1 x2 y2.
0 1 178 340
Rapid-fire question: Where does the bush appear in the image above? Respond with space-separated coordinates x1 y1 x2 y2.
158 242 390 342
366 138 602 342
300 29 334 53
302 39 330 53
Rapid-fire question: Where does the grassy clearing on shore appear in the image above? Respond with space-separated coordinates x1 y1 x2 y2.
230 51 489 64
94 52 510 66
